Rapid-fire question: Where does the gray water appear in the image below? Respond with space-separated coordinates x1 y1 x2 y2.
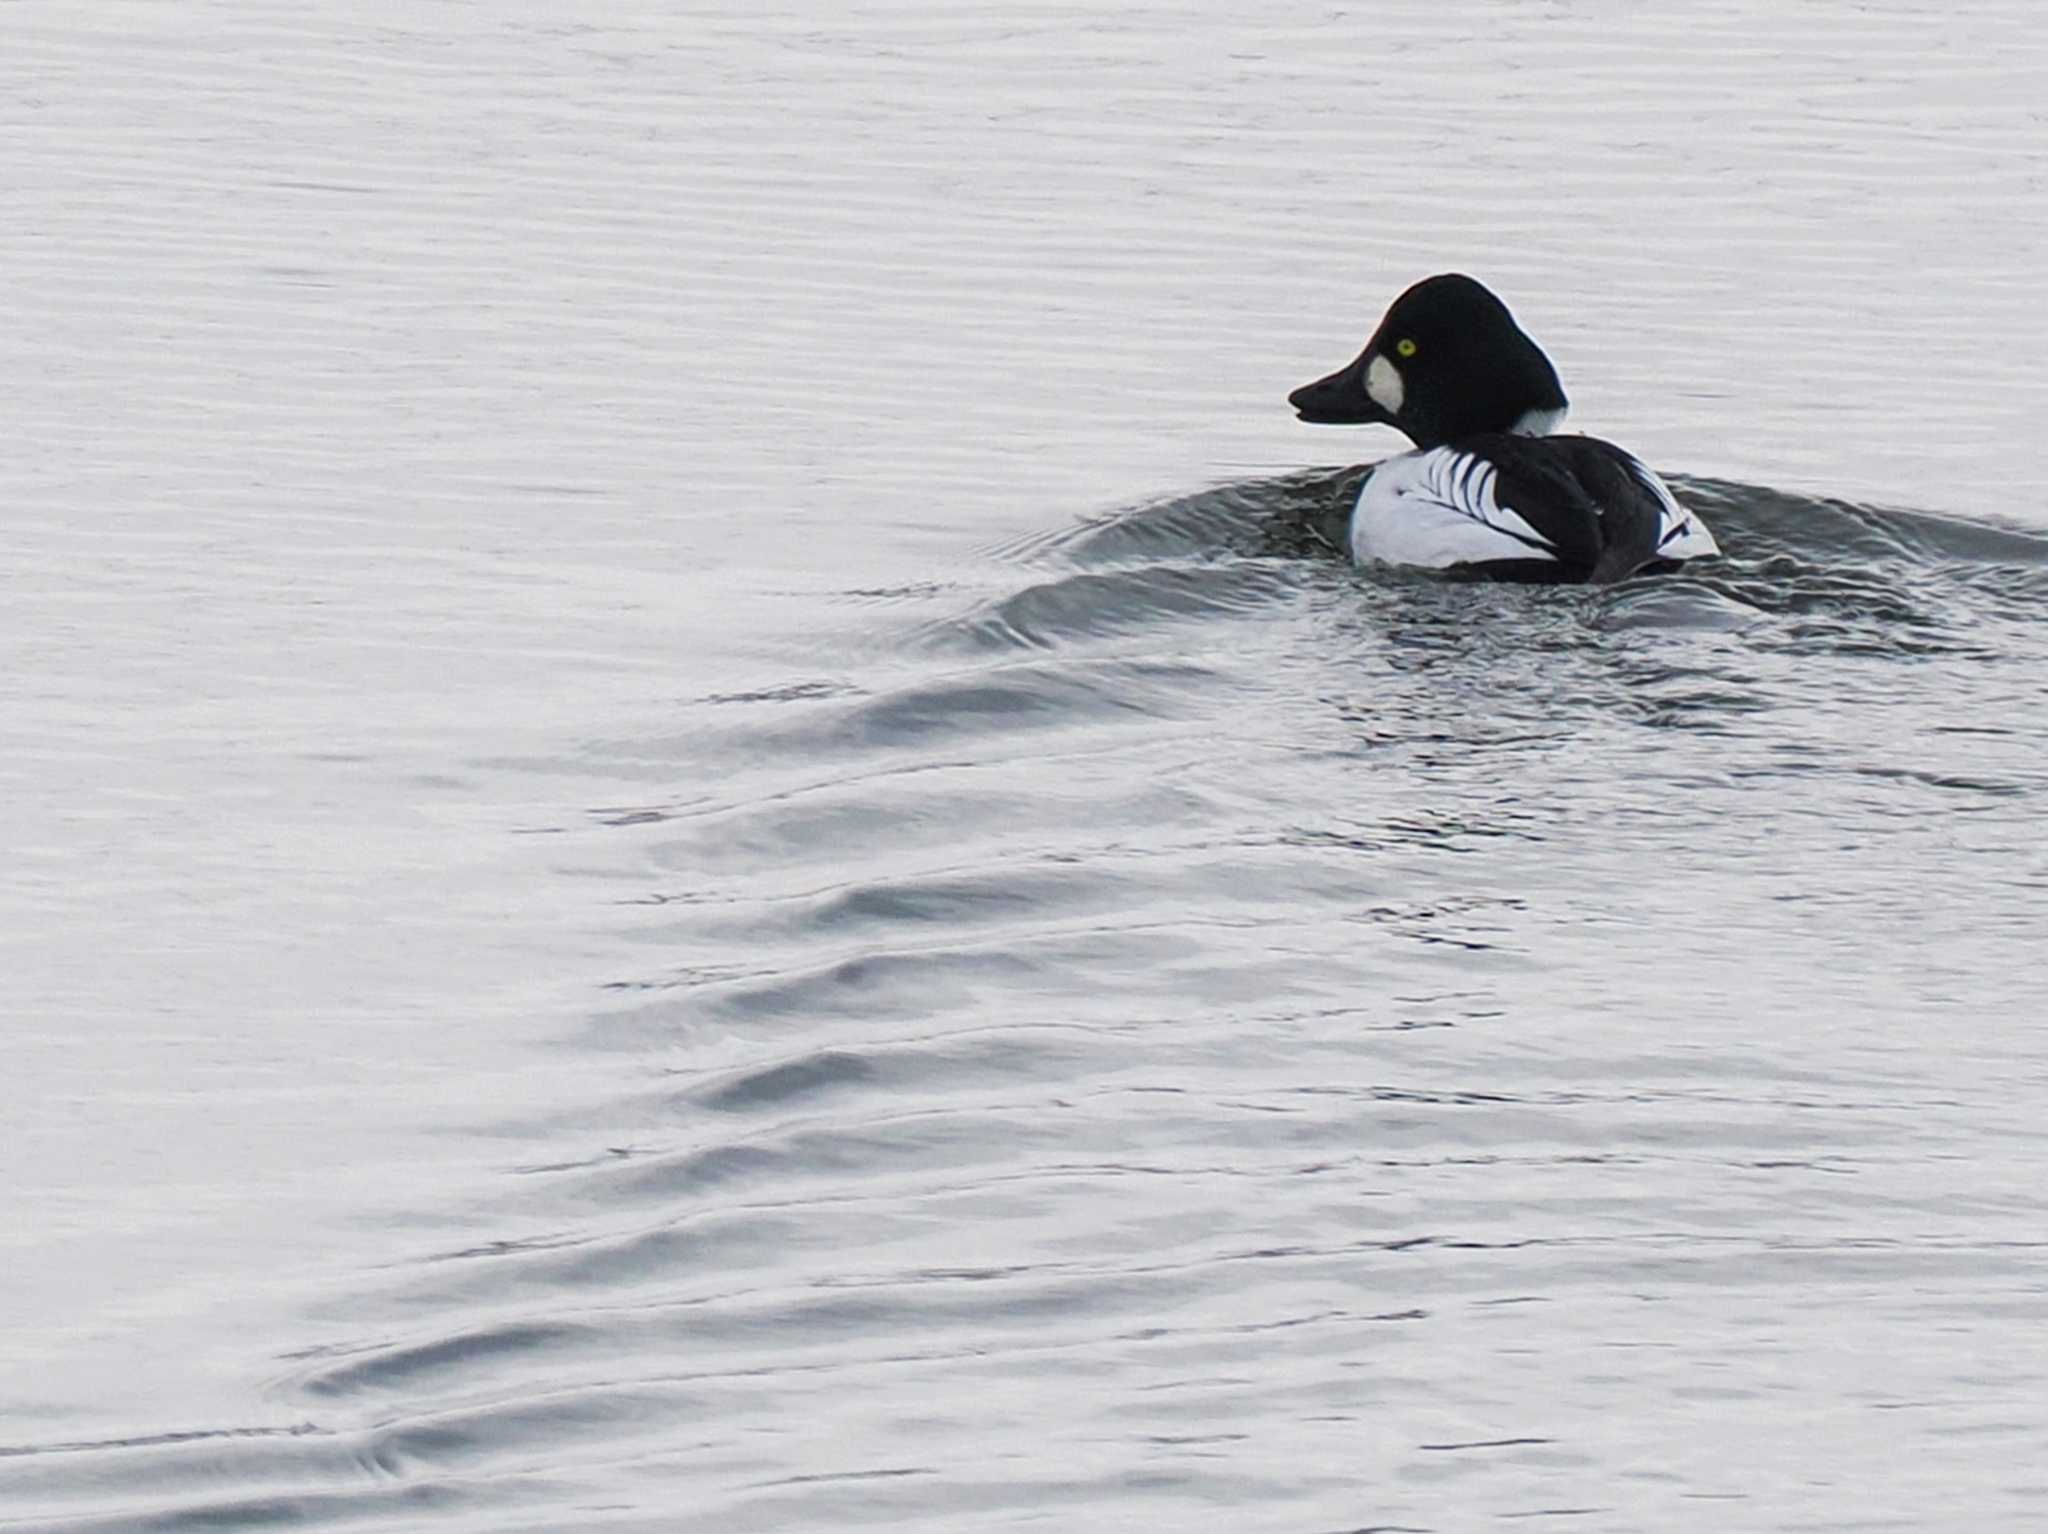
6 4 2048 1530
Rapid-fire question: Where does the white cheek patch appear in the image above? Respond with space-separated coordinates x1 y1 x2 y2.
1365 354 1405 416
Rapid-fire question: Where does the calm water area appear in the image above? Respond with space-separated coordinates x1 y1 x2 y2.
5 4 2048 1529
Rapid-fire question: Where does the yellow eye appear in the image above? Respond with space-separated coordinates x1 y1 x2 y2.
1396 337 1418 358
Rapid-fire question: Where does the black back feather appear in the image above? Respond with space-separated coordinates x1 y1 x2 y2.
1453 434 1673 584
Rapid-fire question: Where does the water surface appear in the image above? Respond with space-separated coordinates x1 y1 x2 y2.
5 4 2048 1530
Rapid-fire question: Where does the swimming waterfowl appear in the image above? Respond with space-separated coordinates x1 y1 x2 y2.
1290 274 1718 582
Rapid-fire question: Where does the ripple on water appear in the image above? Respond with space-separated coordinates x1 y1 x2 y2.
12 0 2048 1525
23 470 2048 1532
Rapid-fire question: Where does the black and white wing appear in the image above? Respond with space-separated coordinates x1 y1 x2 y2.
1349 445 1587 573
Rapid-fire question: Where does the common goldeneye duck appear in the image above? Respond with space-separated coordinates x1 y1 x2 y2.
1289 273 1718 582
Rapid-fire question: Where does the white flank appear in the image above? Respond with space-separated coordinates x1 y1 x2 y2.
1348 448 1560 569
1623 453 1721 559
